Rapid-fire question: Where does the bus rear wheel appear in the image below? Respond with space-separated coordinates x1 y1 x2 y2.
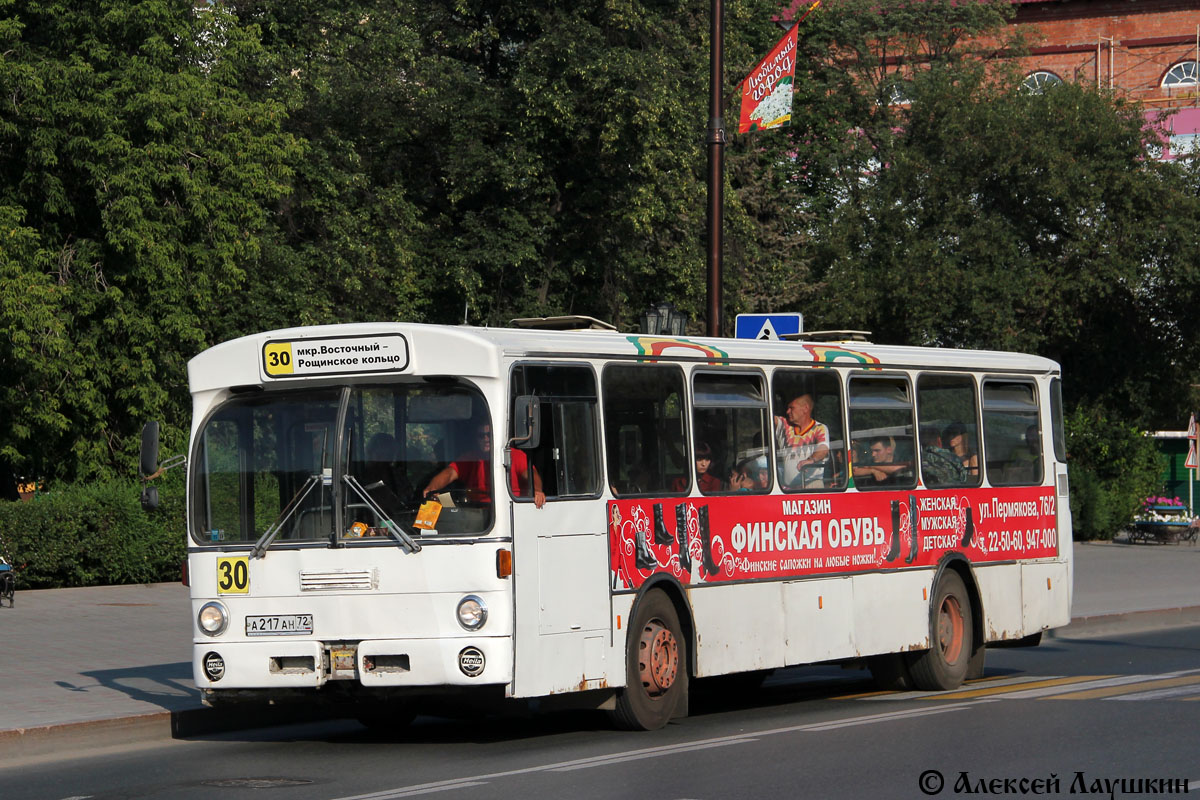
906 571 972 691
610 590 689 731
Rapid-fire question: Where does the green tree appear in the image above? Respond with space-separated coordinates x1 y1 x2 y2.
0 0 296 479
796 0 1200 427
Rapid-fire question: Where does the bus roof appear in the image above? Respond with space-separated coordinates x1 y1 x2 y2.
187 322 1061 394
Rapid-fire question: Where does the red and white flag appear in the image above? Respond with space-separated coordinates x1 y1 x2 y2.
737 1 821 134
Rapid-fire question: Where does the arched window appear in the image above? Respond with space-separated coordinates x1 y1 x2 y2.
1022 71 1063 94
1162 61 1199 89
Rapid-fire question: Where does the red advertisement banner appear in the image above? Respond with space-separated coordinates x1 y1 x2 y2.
738 24 799 134
608 487 1058 590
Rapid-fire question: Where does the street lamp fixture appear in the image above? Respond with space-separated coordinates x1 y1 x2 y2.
639 302 688 336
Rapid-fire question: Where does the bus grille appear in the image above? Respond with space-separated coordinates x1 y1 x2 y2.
299 569 379 592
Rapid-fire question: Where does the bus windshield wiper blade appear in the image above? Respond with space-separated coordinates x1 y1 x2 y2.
252 475 320 559
343 475 422 554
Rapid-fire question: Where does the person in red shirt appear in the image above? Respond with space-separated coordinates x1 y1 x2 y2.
510 446 546 508
673 441 724 493
423 423 494 503
423 423 545 507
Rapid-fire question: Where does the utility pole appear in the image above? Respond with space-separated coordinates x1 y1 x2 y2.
706 0 725 338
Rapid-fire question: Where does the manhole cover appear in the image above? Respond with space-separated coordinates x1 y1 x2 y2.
200 778 315 789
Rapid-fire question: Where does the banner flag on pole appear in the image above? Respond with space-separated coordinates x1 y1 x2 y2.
737 2 820 134
1188 413 1197 440
738 23 799 133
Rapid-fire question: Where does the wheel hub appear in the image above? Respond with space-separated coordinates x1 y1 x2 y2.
638 619 678 696
937 595 965 663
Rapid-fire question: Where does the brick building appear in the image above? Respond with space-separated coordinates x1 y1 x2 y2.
1010 0 1200 157
781 0 1200 157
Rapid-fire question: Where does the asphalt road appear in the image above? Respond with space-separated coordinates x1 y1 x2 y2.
5 624 1199 800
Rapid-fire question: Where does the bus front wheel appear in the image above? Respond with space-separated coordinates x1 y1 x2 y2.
610 590 689 731
906 570 972 691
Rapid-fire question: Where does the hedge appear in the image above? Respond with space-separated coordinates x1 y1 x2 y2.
0 472 186 589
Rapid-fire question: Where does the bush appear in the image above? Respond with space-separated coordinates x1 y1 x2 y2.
1065 405 1164 540
0 471 186 589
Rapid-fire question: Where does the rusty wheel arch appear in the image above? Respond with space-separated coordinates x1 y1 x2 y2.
931 553 985 680
629 574 696 677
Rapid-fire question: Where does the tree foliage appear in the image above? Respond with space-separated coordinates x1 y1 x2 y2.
1 0 1198 490
0 0 296 480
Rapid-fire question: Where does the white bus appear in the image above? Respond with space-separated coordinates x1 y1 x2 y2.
141 321 1072 730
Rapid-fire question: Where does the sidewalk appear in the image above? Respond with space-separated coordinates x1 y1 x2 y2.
0 540 1197 750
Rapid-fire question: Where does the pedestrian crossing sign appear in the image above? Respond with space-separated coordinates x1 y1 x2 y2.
734 313 803 340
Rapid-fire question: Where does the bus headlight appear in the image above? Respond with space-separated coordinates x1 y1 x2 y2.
198 601 229 636
456 595 487 631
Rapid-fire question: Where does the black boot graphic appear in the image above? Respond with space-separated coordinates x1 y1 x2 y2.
676 503 692 572
653 503 674 545
698 505 720 577
635 521 655 570
961 506 975 548
905 494 921 564
886 500 902 563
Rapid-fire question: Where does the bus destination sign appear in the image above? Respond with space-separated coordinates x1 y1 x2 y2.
261 334 410 379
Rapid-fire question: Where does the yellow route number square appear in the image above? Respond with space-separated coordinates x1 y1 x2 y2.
263 342 295 376
217 556 250 594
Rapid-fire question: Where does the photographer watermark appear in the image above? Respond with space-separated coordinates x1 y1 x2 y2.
918 770 1192 797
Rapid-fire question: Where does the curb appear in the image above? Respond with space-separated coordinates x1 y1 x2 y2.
0 705 334 768
1051 605 1200 639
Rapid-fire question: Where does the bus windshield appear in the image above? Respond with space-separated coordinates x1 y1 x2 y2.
190 382 493 545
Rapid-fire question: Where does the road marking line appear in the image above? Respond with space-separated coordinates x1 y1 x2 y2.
1064 675 1200 701
858 675 1093 702
1038 668 1200 700
924 675 1106 700
327 703 972 799
550 738 751 771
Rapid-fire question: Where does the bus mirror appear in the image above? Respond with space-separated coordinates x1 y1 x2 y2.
140 485 160 511
513 396 541 449
140 421 160 478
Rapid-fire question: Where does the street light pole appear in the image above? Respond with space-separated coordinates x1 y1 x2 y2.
706 0 725 338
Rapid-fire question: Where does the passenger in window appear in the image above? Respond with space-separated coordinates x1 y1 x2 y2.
942 423 980 477
510 447 546 507
676 441 723 493
853 436 909 486
1002 425 1041 484
729 461 755 492
919 426 968 487
774 393 830 489
422 423 493 504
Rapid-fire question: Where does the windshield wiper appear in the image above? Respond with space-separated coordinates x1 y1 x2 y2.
343 474 422 554
251 474 321 559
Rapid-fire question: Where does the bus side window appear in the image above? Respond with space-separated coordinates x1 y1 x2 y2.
602 364 688 497
916 374 981 489
510 364 601 502
693 372 770 494
771 370 846 492
848 376 916 491
983 381 1042 486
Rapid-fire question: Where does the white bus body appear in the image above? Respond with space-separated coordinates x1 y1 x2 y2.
178 322 1072 729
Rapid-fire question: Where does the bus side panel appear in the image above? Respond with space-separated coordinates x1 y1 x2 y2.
689 583 787 677
850 571 932 656
511 525 611 697
1021 561 1071 632
974 563 1026 641
1055 465 1075 614
782 576 855 664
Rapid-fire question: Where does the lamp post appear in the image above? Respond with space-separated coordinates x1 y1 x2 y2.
639 302 688 336
706 0 725 338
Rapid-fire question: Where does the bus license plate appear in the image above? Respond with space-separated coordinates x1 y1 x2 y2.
245 614 314 637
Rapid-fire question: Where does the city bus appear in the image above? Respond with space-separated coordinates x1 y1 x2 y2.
140 320 1072 730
